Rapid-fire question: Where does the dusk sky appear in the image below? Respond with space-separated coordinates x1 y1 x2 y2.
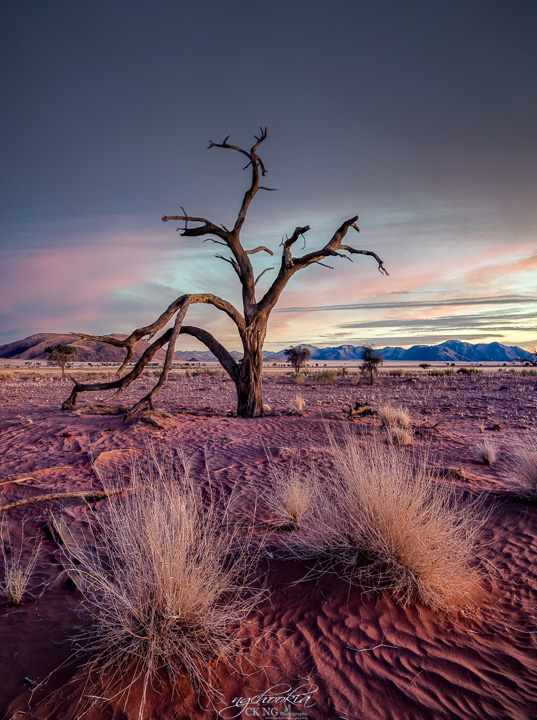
1 0 536 352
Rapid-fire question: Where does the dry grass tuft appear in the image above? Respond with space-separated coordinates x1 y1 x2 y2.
378 405 411 429
268 435 486 611
1 520 42 605
475 439 497 465
293 395 305 413
0 369 16 381
386 426 413 446
263 459 317 530
510 436 537 500
54 453 264 715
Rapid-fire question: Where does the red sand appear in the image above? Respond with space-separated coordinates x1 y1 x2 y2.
1 370 536 719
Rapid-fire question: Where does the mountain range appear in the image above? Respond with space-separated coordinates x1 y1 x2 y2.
1 335 534 364
263 340 536 363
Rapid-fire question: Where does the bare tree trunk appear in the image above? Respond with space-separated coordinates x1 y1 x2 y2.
236 325 265 417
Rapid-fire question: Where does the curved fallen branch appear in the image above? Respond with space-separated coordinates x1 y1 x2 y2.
0 487 130 513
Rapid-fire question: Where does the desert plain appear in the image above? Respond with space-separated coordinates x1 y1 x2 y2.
0 362 536 720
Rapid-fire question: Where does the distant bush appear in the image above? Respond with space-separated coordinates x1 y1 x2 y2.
428 368 455 377
290 371 305 385
457 367 483 376
521 369 537 377
312 370 338 386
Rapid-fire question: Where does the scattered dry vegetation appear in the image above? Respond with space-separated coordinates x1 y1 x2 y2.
54 454 264 715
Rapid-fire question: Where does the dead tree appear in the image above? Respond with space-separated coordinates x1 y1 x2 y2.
62 129 388 418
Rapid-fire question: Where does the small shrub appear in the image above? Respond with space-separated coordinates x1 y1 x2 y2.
378 405 411 429
520 369 537 377
428 369 455 377
475 439 497 465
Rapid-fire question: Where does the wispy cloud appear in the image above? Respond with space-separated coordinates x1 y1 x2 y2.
275 294 536 313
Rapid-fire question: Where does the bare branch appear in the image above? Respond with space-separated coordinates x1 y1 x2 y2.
162 215 229 243
72 292 245 380
340 246 389 275
215 254 241 277
62 328 174 410
258 186 277 192
245 246 274 256
125 299 190 419
180 325 238 379
203 238 228 248
254 267 274 286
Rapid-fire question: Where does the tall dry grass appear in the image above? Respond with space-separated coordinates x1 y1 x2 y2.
1 520 42 605
475 438 497 465
54 453 264 716
510 435 537 500
266 434 486 611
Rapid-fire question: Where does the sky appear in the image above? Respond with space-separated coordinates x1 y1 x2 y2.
1 0 536 353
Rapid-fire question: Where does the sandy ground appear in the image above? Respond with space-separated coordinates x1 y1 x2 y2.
0 368 536 719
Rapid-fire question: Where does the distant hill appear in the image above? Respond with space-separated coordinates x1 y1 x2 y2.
2 335 534 365
0 333 171 364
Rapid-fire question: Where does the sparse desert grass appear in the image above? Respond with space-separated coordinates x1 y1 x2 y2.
475 439 497 465
1 520 42 605
510 436 537 500
520 368 537 377
54 455 264 714
427 368 455 377
378 405 411 429
0 369 16 381
293 394 305 413
268 436 486 611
